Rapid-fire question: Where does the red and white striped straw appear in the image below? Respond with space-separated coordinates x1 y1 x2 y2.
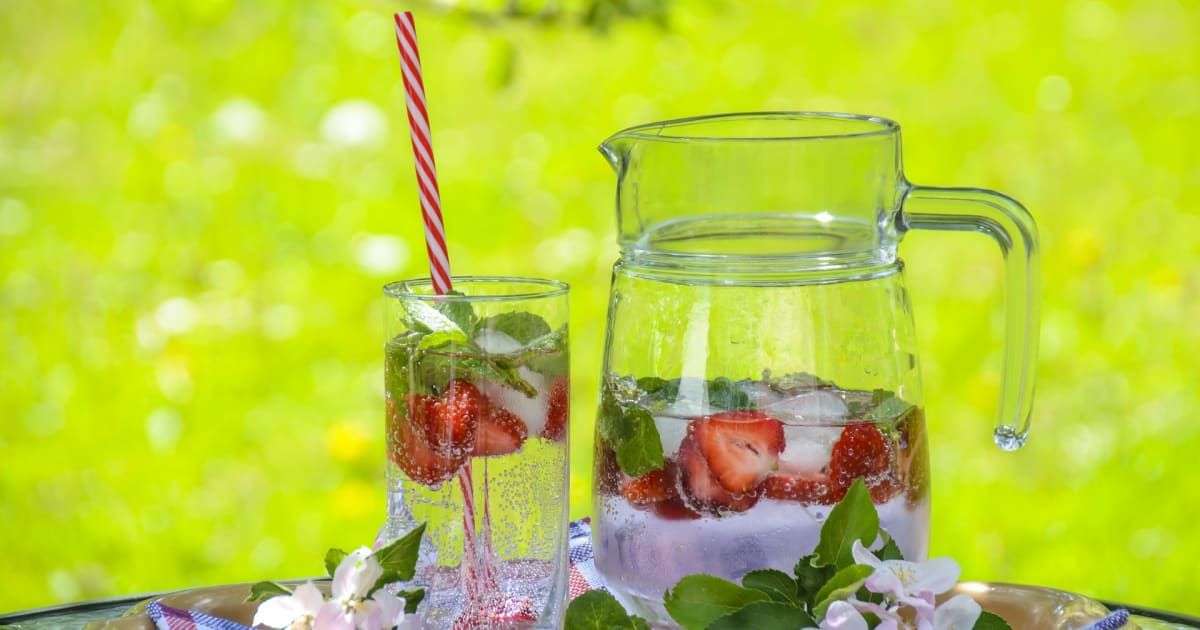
394 11 452 295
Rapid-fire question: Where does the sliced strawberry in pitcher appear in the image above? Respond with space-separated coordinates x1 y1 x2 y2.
620 463 679 507
763 470 836 505
473 405 529 456
389 395 465 486
653 495 703 521
542 377 569 441
678 435 760 514
829 422 893 501
421 380 486 457
692 410 785 493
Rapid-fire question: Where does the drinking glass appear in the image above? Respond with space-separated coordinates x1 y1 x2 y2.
382 276 570 629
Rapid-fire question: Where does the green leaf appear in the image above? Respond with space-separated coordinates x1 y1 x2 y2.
813 478 879 568
811 564 874 619
436 291 478 337
401 299 473 350
479 311 551 344
597 397 632 445
877 535 904 561
245 581 292 602
465 356 538 397
563 589 645 630
615 406 665 477
663 574 770 630
706 377 752 411
374 523 426 583
630 618 651 630
705 601 814 630
324 547 348 577
793 554 835 601
395 588 425 614
741 569 800 605
973 611 1015 630
867 395 915 421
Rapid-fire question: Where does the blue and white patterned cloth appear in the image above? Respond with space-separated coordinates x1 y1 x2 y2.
147 600 254 630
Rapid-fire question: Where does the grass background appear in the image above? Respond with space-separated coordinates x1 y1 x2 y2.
3 0 1200 615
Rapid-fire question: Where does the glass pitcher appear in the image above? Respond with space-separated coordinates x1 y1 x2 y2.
590 112 1039 622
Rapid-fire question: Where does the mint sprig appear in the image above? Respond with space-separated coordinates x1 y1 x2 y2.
389 296 566 399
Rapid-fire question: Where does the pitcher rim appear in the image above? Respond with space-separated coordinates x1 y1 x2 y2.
604 111 900 143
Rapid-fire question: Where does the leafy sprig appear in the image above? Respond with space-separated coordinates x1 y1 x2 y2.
387 292 567 399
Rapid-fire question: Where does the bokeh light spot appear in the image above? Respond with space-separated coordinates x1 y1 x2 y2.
155 298 198 336
145 407 184 454
321 100 387 147
211 97 268 145
0 198 31 236
1037 75 1073 113
354 234 410 277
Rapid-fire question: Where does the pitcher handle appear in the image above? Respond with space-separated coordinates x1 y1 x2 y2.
898 184 1040 450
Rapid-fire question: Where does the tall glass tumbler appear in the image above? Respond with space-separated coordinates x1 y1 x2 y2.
382 277 571 629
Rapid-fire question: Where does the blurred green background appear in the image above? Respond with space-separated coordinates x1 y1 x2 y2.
3 0 1199 616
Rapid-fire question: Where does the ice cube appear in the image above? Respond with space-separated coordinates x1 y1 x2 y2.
778 425 843 473
736 381 783 407
765 390 848 424
474 330 523 354
479 366 550 436
653 414 689 458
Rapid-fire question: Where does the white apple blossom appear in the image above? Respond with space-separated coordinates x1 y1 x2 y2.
253 582 328 630
252 548 407 630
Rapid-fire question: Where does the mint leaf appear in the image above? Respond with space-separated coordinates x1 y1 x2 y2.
401 300 473 350
436 291 478 337
325 548 348 577
598 397 631 445
741 569 800 605
974 611 1014 630
867 395 914 421
246 581 291 602
479 311 551 344
615 407 665 477
811 564 874 619
465 356 538 397
813 478 878 568
563 589 647 630
793 554 835 602
705 601 814 630
663 574 770 630
372 522 426 589
395 588 425 614
707 377 752 411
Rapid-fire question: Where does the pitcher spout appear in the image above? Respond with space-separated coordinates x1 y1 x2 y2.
598 133 634 173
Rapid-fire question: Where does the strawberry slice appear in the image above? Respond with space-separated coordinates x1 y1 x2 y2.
420 380 485 458
620 463 679 507
678 434 760 515
388 395 465 486
692 411 785 493
829 422 894 501
763 470 836 505
653 495 702 521
541 378 569 442
473 405 529 457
